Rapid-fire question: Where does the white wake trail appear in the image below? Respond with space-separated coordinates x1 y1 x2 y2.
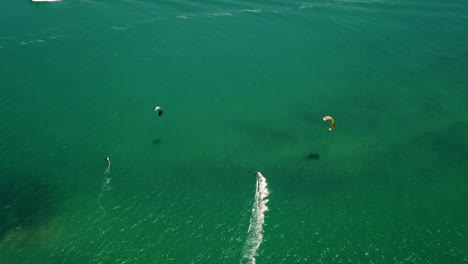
104 161 111 175
102 161 112 191
242 172 269 264
98 161 112 215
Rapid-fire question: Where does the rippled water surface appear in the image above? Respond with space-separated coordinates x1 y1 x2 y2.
1 0 468 263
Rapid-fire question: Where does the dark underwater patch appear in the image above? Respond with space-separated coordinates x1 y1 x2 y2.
0 172 57 240
306 153 320 160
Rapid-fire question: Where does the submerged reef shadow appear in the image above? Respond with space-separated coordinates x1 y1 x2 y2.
0 171 57 240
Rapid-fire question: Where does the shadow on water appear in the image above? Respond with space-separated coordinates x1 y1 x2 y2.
306 153 320 160
152 138 161 145
0 171 57 240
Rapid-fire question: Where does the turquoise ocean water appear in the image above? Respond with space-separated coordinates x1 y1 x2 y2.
1 0 468 263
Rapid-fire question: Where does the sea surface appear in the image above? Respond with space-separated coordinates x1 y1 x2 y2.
1 0 468 263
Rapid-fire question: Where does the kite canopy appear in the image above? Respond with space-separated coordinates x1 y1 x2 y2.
323 116 335 131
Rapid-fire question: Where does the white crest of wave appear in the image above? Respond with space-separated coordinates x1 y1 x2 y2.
240 9 262 13
242 172 269 264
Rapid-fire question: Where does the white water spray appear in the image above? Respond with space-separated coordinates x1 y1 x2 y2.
104 160 111 175
102 161 112 191
98 160 112 215
242 171 269 264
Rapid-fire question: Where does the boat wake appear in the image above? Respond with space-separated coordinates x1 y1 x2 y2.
241 172 269 264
